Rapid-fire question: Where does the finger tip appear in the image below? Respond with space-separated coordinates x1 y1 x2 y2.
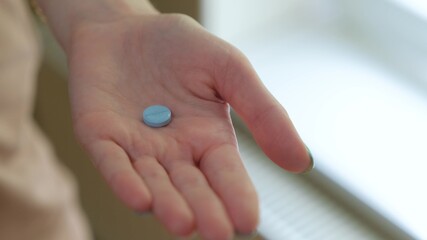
289 156 314 174
235 230 258 240
125 192 152 212
202 229 234 240
158 205 195 237
234 220 259 238
111 173 152 212
231 198 259 235
252 119 313 173
270 144 314 174
167 215 195 237
199 218 234 240
176 231 198 240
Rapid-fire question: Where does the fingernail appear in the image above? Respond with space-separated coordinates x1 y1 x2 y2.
235 231 258 240
177 232 197 240
301 145 314 174
134 211 152 218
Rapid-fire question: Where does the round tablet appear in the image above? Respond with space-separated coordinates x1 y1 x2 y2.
142 105 172 128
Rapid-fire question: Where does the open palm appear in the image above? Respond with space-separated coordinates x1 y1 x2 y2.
67 14 311 240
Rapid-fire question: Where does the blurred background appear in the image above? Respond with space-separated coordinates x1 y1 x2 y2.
34 0 427 239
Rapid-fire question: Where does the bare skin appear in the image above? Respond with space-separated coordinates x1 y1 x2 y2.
37 1 312 239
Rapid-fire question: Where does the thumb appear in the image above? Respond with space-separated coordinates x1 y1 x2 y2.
217 50 313 173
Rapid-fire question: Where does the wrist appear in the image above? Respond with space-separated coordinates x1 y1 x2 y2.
36 0 159 52
68 0 160 25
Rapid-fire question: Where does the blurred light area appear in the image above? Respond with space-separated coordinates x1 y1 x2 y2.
201 0 427 239
393 0 427 19
200 0 340 42
241 30 427 239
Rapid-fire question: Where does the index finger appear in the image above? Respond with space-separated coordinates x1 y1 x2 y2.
199 144 259 235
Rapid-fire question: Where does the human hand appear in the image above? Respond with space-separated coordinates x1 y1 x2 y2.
68 13 312 240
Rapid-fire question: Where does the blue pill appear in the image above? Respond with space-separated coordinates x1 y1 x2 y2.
142 105 172 128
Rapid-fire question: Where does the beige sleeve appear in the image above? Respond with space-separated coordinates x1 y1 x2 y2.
0 1 91 239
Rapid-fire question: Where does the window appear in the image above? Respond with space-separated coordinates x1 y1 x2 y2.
201 0 427 239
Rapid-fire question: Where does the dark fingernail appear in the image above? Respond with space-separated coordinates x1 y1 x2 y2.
177 232 197 240
235 231 258 240
301 145 314 174
134 211 152 218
